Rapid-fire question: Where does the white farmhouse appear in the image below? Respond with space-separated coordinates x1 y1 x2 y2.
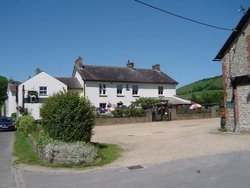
17 72 82 120
72 57 178 109
3 83 18 117
15 57 179 120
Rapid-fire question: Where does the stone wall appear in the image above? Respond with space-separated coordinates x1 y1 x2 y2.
237 85 250 131
169 107 219 121
95 108 220 126
222 18 250 132
95 110 152 126
28 136 97 164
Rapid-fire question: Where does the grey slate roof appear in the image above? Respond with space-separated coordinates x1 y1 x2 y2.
56 77 83 89
76 65 178 84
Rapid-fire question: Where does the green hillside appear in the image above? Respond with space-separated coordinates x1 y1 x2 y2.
177 75 223 104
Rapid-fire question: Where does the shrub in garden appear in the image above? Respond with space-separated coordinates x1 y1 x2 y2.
11 112 17 121
129 108 145 117
16 115 36 136
111 108 145 117
132 97 161 109
40 92 95 143
43 141 97 164
111 109 126 117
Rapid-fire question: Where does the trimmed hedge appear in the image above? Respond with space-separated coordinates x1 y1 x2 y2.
16 115 36 136
40 92 95 143
111 108 145 117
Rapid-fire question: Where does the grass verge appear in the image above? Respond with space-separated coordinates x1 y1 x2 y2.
218 128 228 132
13 131 121 168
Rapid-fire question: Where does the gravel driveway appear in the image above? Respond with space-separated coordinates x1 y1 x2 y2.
92 118 250 167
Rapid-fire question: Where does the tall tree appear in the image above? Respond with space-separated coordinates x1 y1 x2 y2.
0 75 8 106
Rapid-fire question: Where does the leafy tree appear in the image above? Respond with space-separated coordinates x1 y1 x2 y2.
40 92 95 142
191 93 198 103
0 75 8 106
200 91 223 104
132 97 161 109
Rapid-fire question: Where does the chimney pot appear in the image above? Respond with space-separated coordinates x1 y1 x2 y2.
152 64 160 71
127 60 134 69
75 56 83 67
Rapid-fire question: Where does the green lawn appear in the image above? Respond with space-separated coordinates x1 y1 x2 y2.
13 131 121 169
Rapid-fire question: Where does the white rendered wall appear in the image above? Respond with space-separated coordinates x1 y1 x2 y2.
5 87 17 117
18 72 67 119
85 81 176 107
73 71 84 97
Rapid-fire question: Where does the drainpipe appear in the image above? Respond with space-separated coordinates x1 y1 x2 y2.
230 77 237 132
233 97 237 132
229 46 237 132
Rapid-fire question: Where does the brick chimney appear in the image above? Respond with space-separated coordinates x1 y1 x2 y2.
75 56 83 67
127 60 134 69
152 64 160 71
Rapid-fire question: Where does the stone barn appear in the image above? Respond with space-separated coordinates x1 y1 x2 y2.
214 7 250 132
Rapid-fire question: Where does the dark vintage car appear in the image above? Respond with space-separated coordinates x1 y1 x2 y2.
0 116 16 131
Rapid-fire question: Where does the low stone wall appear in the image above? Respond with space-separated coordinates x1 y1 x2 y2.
95 108 220 125
169 107 220 121
95 116 147 126
95 110 152 126
28 136 97 164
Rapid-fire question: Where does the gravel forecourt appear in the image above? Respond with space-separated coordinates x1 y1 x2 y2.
92 118 250 167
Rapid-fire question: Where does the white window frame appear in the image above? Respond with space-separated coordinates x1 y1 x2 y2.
39 86 47 96
99 84 107 96
117 84 123 96
126 84 129 91
158 86 164 96
99 103 106 109
132 85 139 96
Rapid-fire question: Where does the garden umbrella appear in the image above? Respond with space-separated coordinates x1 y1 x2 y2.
189 103 201 110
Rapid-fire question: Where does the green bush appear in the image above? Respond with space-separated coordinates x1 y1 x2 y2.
35 130 54 149
111 109 126 117
129 108 145 117
111 108 145 117
16 115 36 136
11 113 17 121
132 97 161 109
40 92 95 143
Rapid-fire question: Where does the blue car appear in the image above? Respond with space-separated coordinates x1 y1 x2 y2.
0 116 16 131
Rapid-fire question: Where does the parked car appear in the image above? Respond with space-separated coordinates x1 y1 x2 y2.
115 105 128 110
96 107 106 114
0 116 16 131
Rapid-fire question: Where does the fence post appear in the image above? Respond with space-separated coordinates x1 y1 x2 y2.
146 109 153 122
211 107 216 118
169 109 177 120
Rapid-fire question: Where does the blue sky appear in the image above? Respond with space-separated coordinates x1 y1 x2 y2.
0 0 249 87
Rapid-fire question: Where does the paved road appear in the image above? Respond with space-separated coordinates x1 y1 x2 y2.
0 131 16 188
18 151 250 188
